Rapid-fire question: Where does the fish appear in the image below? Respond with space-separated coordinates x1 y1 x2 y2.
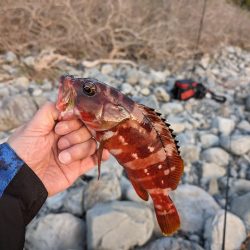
56 75 184 235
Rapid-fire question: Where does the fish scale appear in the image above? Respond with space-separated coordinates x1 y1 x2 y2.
56 75 184 236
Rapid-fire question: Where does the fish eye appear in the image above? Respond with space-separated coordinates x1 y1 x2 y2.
82 82 96 96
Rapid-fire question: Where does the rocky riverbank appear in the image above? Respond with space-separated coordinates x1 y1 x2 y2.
0 46 249 250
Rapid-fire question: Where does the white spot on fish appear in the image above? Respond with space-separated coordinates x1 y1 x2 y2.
118 135 128 145
132 153 138 159
158 165 162 169
164 169 170 175
161 180 164 184
110 148 122 155
148 146 154 152
171 166 176 172
147 173 150 176
103 131 115 141
155 205 162 210
144 169 148 173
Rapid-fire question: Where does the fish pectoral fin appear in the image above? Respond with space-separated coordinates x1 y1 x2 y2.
97 141 105 180
127 175 149 201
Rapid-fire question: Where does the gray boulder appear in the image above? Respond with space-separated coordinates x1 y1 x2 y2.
204 210 246 250
83 173 121 210
215 117 235 135
231 192 250 232
200 134 219 149
229 135 250 156
0 93 37 131
201 147 230 166
170 184 220 234
137 237 204 250
87 201 154 250
25 213 85 250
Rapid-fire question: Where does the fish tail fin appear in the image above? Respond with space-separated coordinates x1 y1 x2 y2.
153 195 180 236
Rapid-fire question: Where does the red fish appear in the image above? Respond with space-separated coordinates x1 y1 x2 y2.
56 75 184 235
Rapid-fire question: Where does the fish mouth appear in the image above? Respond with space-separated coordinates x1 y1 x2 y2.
56 75 77 120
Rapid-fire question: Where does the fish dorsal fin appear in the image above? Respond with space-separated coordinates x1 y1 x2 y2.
138 104 180 155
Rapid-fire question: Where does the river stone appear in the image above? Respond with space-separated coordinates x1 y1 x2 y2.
83 173 121 210
202 163 226 181
63 186 85 216
180 145 200 164
231 192 250 232
229 135 250 155
161 102 183 115
154 86 170 102
200 134 219 149
87 201 154 250
170 184 220 234
137 237 204 250
201 147 230 166
46 190 68 212
101 64 113 75
204 210 246 250
25 213 85 250
216 117 235 135
0 93 37 131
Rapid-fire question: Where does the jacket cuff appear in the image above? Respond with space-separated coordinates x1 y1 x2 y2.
0 143 24 197
4 162 48 225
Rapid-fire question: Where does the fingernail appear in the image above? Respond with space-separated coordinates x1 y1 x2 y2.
59 138 70 149
59 151 71 164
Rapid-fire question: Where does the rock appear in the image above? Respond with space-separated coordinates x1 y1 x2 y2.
5 51 17 63
170 184 220 234
170 122 185 133
83 174 121 210
23 56 35 67
245 95 250 111
126 69 139 85
0 87 10 98
208 178 219 195
137 237 204 250
141 87 150 96
180 145 200 164
202 163 226 181
41 80 53 91
161 102 183 115
25 213 85 250
237 120 250 132
229 135 250 156
139 75 153 87
231 192 250 232
201 147 230 166
177 131 196 145
215 117 235 135
0 93 37 132
87 201 154 250
86 155 123 178
63 186 84 216
153 86 170 102
231 179 250 194
32 88 43 97
150 69 169 84
136 95 160 110
121 83 133 95
13 76 30 88
204 210 246 250
101 64 113 75
46 190 67 212
200 134 219 149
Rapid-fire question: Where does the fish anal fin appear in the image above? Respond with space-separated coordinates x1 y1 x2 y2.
152 195 180 235
128 176 149 201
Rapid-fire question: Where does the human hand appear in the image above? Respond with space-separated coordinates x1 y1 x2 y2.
7 102 109 196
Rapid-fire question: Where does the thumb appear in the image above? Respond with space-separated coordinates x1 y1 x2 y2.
27 102 59 135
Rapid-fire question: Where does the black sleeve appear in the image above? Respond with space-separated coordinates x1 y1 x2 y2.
0 164 48 250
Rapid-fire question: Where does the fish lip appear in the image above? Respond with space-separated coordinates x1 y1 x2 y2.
56 75 76 113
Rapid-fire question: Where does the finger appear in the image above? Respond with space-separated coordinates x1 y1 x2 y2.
55 119 83 135
58 126 92 150
28 102 59 134
58 138 97 164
